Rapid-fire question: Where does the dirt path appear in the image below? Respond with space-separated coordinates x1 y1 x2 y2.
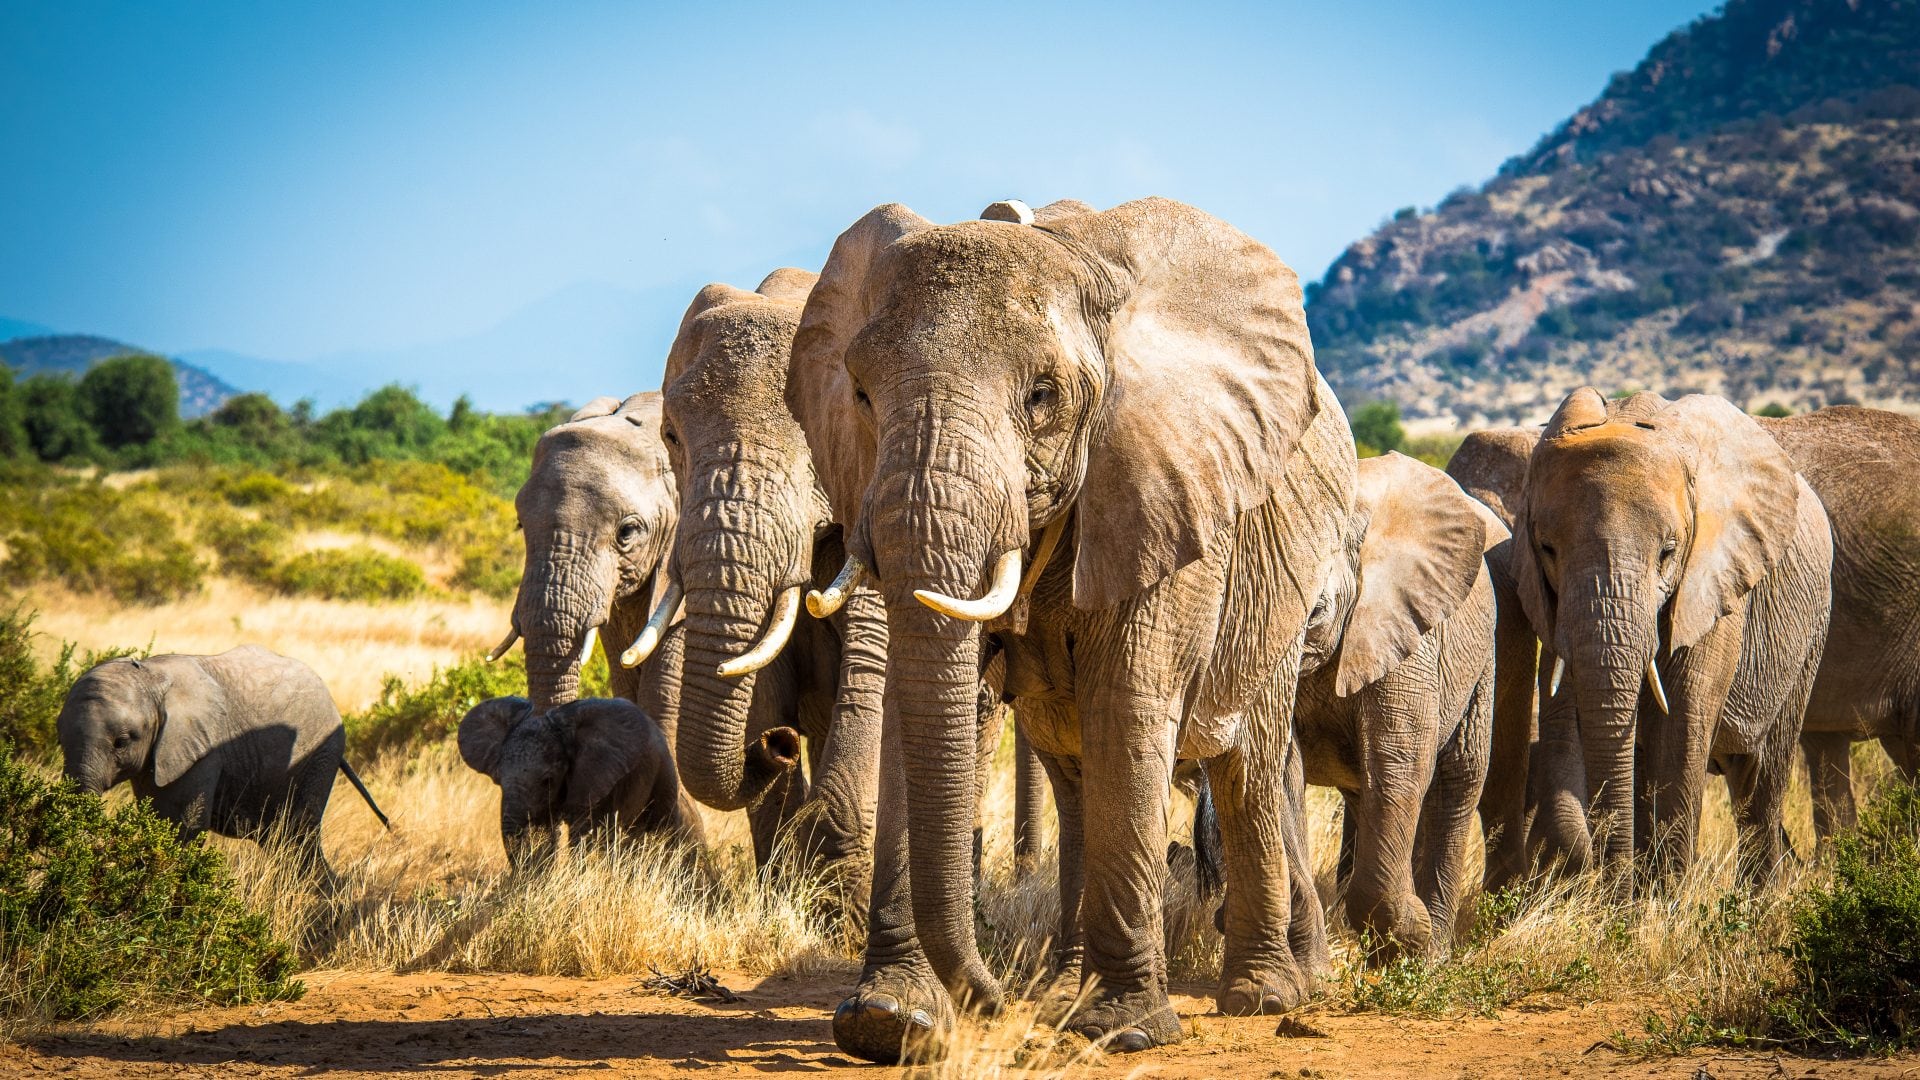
4 970 1913 1078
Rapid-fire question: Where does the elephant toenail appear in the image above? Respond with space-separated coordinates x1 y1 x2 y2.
1112 1028 1153 1052
907 1009 934 1030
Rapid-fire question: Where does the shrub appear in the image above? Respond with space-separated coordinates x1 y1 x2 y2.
0 610 78 754
1350 400 1406 455
1754 402 1793 418
19 376 100 464
270 547 426 602
0 745 301 1023
453 534 523 600
347 647 612 757
78 354 179 451
197 509 289 584
1768 780 1920 1051
0 368 29 461
0 483 206 605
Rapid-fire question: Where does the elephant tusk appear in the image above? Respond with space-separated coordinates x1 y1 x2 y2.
1549 656 1565 697
620 579 684 669
1645 657 1670 715
718 586 803 678
485 627 520 663
806 556 867 619
914 548 1022 622
577 625 599 666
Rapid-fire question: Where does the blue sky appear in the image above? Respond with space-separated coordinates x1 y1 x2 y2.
1 1 1718 410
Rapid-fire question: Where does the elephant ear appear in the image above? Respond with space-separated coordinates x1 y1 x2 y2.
1335 453 1488 696
755 267 817 304
1655 395 1801 650
788 204 935 531
569 397 622 423
457 697 531 780
1042 198 1321 608
152 661 229 789
561 702 651 815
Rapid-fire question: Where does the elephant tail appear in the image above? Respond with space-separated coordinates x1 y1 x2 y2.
339 759 392 831
1191 767 1224 900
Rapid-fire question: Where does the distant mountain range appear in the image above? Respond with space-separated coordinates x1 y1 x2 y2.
1308 0 1920 426
0 334 240 419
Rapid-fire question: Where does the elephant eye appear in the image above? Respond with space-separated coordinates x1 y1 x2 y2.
112 733 133 748
617 520 643 548
1660 538 1679 563
1026 382 1058 413
662 426 679 447
1538 542 1556 562
853 385 871 409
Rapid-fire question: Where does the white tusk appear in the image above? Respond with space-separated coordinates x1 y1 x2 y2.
914 548 1022 622
577 626 599 666
718 586 803 678
806 556 867 619
621 579 684 669
1550 656 1565 697
486 628 520 663
1645 657 1670 715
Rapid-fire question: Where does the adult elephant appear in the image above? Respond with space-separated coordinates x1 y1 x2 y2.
789 197 1356 1058
621 268 882 889
1513 388 1832 885
1297 452 1496 959
490 394 684 734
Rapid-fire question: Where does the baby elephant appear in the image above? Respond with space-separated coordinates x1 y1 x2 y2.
1295 452 1500 960
458 696 701 867
58 646 384 875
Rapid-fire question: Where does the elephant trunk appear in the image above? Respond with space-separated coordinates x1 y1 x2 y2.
518 540 611 713
499 791 559 871
1562 583 1658 874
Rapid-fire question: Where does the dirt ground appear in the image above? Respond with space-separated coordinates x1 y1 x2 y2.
5 970 1915 1079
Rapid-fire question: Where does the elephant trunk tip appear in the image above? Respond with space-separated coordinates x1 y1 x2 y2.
753 726 802 772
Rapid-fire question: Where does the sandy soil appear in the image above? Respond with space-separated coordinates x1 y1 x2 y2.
6 971 1914 1079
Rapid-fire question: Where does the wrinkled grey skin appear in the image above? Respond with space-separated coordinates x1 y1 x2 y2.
1757 407 1920 837
458 695 699 868
511 394 683 732
652 269 881 897
788 198 1356 1059
1513 389 1831 886
1296 453 1497 960
59 647 349 874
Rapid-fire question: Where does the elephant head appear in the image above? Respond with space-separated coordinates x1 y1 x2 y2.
457 695 658 867
58 656 226 794
791 198 1323 1008
1305 452 1490 694
628 270 819 813
505 393 677 712
1512 388 1801 870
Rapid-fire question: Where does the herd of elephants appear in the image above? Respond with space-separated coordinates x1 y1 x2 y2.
49 197 1920 1063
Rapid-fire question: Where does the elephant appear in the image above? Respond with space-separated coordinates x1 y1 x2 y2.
1512 388 1832 886
491 393 683 731
457 695 699 867
785 196 1357 1058
623 267 882 891
1296 452 1497 959
58 646 387 876
1755 407 1920 837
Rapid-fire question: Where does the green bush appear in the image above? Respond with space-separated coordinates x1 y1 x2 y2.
270 546 426 602
19 376 100 464
1769 779 1920 1051
348 646 612 757
196 509 289 584
1350 400 1406 455
78 354 179 452
0 745 301 1023
0 481 206 605
452 533 523 600
0 610 78 754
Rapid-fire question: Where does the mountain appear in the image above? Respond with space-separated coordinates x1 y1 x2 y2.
1308 0 1920 427
0 334 240 419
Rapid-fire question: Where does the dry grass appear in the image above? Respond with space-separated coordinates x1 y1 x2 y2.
17 581 511 712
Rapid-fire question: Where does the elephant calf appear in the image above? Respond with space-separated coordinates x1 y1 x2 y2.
58 646 384 876
458 696 701 867
1296 452 1498 959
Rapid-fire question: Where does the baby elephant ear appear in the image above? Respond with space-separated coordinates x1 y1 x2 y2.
1655 395 1802 649
561 701 654 816
1335 453 1488 696
569 397 622 423
151 663 224 789
1044 198 1322 608
457 697 531 780
789 204 935 531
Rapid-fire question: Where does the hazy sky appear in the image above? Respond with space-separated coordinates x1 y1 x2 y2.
3 1 1716 389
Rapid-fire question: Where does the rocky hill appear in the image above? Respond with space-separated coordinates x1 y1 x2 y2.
0 334 238 419
1308 0 1920 427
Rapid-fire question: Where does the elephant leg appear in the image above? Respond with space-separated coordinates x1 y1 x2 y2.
1012 722 1048 874
1648 617 1744 884
1205 676 1309 1019
1527 649 1591 877
1346 682 1438 961
831 707 950 1065
1064 703 1182 1050
1479 603 1537 892
972 691 1007 890
796 699 881 915
1414 683 1491 954
749 764 809 869
1803 731 1858 841
1335 791 1358 895
1282 739 1328 985
1032 743 1085 1024
1881 734 1919 782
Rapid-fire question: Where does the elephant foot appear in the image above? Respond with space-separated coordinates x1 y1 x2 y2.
1219 963 1311 1016
1031 955 1084 1027
1066 986 1182 1052
831 967 954 1065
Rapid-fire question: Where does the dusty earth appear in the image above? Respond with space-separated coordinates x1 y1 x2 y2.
4 971 1914 1079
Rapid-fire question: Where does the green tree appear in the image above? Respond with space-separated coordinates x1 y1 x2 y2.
21 375 101 463
1351 400 1406 455
0 367 30 460
1755 402 1792 418
78 354 179 449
